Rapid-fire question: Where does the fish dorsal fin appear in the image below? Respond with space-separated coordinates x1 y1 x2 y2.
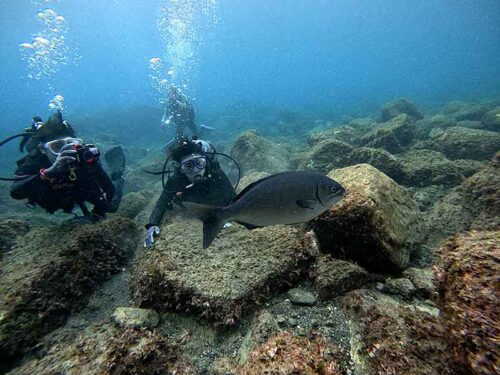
233 173 284 202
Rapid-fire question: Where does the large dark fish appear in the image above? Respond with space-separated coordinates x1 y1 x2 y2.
183 171 345 249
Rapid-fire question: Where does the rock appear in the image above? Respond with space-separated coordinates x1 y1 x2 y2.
286 288 317 306
307 125 363 146
348 147 404 183
481 105 500 131
130 213 313 326
453 103 488 121
399 150 464 187
434 230 500 375
408 185 448 212
0 217 140 363
453 159 487 178
9 323 194 375
414 115 456 139
382 278 416 299
299 139 353 172
238 332 343 374
310 164 425 273
117 191 151 219
229 131 290 174
236 171 271 193
343 289 458 375
402 267 434 299
348 117 376 133
428 126 500 160
111 307 159 329
0 220 30 255
379 98 423 122
361 114 415 154
312 255 370 299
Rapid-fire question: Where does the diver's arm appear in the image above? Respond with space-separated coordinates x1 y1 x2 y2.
146 187 175 228
10 158 52 200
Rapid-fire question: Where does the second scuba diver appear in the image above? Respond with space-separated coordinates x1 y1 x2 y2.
8 111 126 222
144 137 236 247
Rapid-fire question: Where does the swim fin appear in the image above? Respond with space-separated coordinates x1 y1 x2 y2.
105 146 126 180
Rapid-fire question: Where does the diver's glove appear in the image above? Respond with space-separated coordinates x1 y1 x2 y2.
43 146 77 178
144 226 160 248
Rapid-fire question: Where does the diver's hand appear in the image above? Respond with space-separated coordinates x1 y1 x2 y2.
144 226 160 248
44 147 77 178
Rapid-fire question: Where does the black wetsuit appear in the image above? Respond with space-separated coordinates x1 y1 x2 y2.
10 150 117 217
147 164 236 228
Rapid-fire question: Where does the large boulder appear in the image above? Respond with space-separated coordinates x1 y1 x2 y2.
0 217 139 363
434 231 499 375
428 126 500 160
361 114 415 154
399 150 464 187
414 115 456 139
343 289 457 374
307 125 365 146
481 105 500 131
299 140 354 172
379 98 423 122
444 101 488 121
9 323 194 375
0 220 30 256
130 212 314 326
349 147 404 183
310 164 425 273
229 131 290 174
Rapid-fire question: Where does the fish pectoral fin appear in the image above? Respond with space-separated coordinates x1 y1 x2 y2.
296 199 316 209
236 221 262 230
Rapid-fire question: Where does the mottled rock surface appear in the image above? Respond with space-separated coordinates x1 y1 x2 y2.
361 114 415 154
0 220 30 255
286 288 317 306
434 230 500 375
349 147 404 182
399 150 464 187
428 126 500 160
481 105 500 131
111 307 159 329
312 255 370 299
343 289 458 375
0 217 139 362
131 213 312 325
311 164 424 272
300 139 353 172
9 323 193 375
229 131 290 173
379 98 423 122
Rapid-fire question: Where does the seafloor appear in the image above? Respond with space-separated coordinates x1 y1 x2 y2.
0 98 499 374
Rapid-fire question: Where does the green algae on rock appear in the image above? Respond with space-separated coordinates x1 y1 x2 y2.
434 230 500 375
0 217 139 364
361 114 416 154
310 164 424 273
379 98 424 122
131 213 313 326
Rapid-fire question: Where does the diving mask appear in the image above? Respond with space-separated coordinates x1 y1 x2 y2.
43 137 83 156
181 156 207 175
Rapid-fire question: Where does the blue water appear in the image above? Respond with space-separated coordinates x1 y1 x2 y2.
0 0 499 138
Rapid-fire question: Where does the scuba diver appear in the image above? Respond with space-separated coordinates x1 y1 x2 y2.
144 136 237 248
4 111 126 222
161 85 215 151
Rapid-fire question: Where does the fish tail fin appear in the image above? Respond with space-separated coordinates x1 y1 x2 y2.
203 211 225 249
183 201 227 248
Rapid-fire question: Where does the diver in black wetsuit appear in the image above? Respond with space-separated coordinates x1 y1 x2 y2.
9 111 125 222
144 137 236 247
161 85 199 144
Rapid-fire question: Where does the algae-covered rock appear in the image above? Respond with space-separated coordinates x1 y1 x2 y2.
399 150 464 187
481 105 500 131
414 115 456 139
131 213 313 326
402 267 434 299
117 191 151 219
434 230 500 375
312 255 370 299
343 289 458 375
0 217 139 363
300 140 353 172
382 278 416 299
238 332 342 375
0 220 30 255
307 125 363 146
428 126 500 160
229 131 290 174
111 307 159 329
310 164 424 272
447 102 488 121
361 114 415 154
379 98 424 122
347 146 404 182
9 323 193 375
